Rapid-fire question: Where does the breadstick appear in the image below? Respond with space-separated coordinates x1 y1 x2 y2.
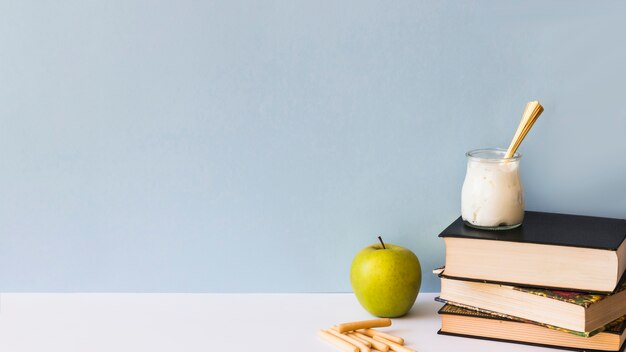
318 330 358 352
336 318 392 333
347 332 372 347
351 332 390 352
358 329 404 345
326 328 371 352
373 336 415 352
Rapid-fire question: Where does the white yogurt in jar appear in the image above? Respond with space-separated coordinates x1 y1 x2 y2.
461 149 524 229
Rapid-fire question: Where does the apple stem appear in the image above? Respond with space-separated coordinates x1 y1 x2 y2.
378 235 386 249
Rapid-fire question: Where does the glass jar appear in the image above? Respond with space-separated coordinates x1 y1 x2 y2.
461 148 524 230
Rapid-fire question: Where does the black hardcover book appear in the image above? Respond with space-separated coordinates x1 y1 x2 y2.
438 211 626 293
439 211 626 250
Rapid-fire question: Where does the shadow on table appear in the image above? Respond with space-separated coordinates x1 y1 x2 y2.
403 297 441 320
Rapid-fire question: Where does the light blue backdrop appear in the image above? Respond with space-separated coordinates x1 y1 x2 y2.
1 1 625 292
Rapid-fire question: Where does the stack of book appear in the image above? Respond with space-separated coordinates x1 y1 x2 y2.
436 211 626 351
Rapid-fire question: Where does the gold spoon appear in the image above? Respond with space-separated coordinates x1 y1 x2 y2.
505 101 544 158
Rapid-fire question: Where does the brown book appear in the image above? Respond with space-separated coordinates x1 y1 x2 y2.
438 303 626 352
438 271 626 333
439 211 626 293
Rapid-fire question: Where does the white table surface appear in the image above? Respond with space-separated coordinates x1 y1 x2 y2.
0 292 565 352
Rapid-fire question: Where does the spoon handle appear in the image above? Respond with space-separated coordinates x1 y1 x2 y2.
505 101 544 158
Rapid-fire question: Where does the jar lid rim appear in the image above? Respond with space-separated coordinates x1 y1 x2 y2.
466 148 521 162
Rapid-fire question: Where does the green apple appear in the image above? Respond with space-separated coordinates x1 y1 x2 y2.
350 237 422 317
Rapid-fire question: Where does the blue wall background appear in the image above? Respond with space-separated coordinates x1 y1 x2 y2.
1 1 625 292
